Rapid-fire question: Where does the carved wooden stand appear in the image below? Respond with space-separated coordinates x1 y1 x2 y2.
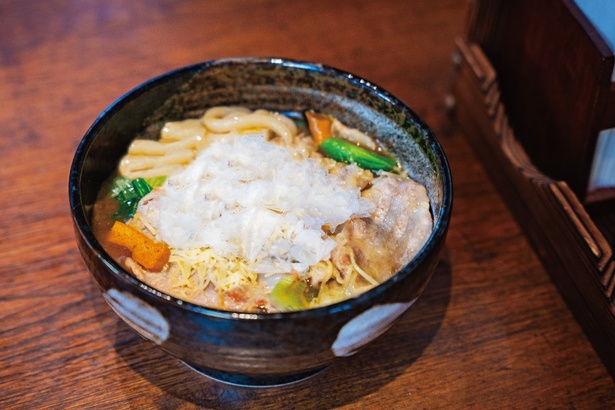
452 37 615 377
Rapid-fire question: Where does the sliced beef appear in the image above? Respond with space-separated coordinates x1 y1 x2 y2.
331 175 432 282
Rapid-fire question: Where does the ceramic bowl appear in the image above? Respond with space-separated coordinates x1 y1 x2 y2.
69 57 452 387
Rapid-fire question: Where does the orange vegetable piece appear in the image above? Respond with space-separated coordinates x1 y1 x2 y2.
305 110 332 144
107 221 170 271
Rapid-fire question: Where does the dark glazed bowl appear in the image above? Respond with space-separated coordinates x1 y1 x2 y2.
69 57 452 387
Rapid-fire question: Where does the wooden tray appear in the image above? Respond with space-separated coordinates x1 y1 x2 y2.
452 37 615 377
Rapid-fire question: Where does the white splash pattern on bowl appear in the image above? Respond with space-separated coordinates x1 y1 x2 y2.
332 299 417 357
103 289 170 344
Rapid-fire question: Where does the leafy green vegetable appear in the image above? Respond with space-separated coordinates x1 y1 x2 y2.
144 175 167 188
110 176 133 199
110 177 153 220
271 275 310 311
319 137 398 172
131 178 152 198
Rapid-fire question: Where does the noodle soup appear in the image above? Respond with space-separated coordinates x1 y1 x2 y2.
92 106 433 313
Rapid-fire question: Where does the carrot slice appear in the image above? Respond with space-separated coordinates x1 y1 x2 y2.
305 110 332 144
107 221 170 271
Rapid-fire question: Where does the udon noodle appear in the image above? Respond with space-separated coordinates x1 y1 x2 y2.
93 106 433 313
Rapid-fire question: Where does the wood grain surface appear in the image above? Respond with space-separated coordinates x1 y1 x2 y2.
1 0 613 408
453 36 615 382
465 0 615 202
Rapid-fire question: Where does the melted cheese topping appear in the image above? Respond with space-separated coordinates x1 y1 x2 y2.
138 135 374 275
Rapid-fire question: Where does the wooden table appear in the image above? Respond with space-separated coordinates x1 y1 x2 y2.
1 0 613 408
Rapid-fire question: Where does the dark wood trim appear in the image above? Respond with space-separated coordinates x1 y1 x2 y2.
452 37 615 377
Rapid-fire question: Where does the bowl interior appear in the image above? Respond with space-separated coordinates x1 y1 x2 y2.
70 57 452 314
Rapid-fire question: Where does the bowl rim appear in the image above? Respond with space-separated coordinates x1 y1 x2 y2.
69 56 453 321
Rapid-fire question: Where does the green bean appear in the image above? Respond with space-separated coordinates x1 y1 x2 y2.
319 137 398 172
